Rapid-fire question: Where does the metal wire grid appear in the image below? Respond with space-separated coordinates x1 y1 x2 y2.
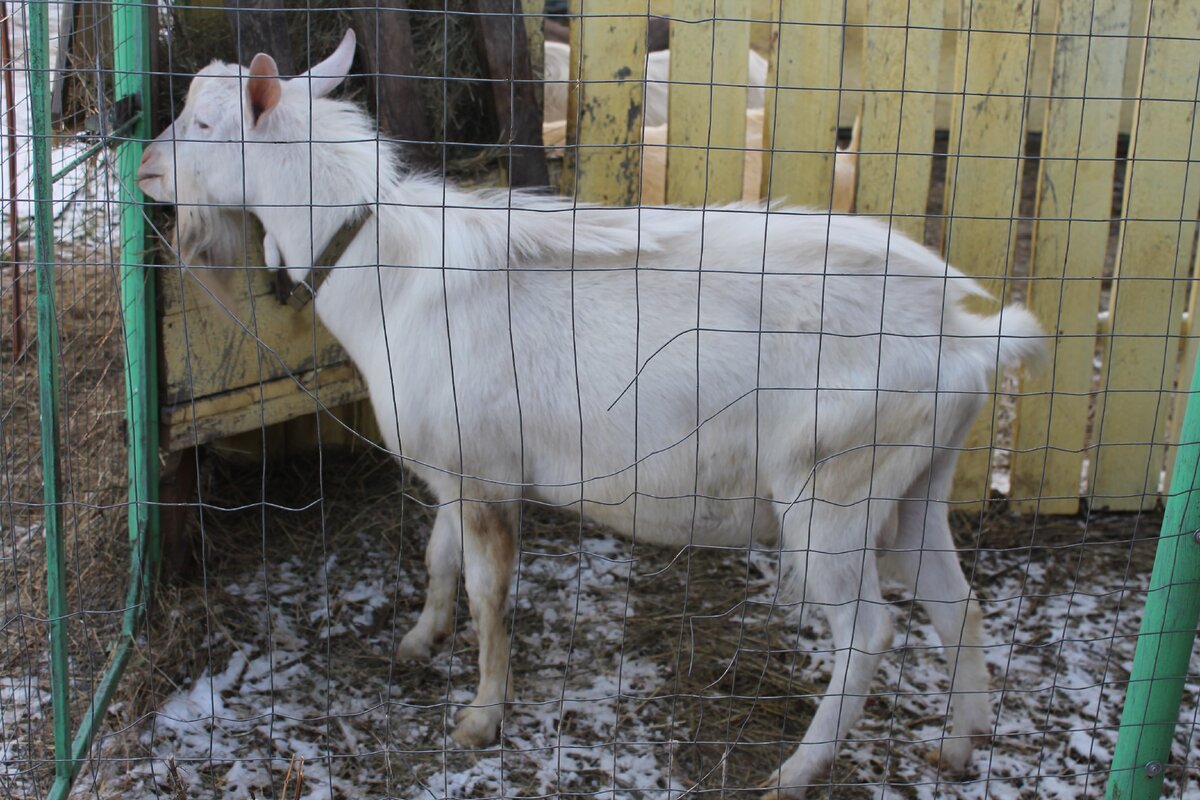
5 2 1200 798
1 0 135 795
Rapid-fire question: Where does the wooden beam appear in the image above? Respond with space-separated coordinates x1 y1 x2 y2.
469 0 550 187
161 363 368 451
1009 0 1128 515
349 0 434 155
562 0 647 204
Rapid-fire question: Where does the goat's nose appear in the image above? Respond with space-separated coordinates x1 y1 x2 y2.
137 150 159 180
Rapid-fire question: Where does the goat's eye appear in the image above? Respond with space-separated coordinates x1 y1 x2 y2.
196 121 210 131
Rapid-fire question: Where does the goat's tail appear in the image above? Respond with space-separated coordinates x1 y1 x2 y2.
951 301 1048 375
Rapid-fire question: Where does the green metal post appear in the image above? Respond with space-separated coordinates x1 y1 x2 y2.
27 0 71 795
34 3 156 798
113 0 157 612
1106 349 1200 799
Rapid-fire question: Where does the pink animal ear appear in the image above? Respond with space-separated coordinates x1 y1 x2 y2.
247 53 281 126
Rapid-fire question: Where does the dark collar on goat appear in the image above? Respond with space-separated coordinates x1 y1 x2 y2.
275 209 371 310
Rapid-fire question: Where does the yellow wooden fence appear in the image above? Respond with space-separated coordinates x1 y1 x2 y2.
562 0 1200 514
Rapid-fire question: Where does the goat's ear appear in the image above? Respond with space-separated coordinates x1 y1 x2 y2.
247 53 281 126
299 29 356 98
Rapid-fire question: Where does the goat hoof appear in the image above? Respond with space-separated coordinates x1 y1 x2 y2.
759 771 805 800
927 732 987 773
395 632 434 661
451 706 501 749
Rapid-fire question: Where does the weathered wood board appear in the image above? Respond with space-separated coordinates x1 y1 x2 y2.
157 259 369 452
665 0 751 206
855 0 943 241
161 362 367 452
1165 250 1200 488
1009 0 1129 515
1090 0 1200 510
942 0 1036 506
158 267 351 405
759 0 845 209
562 0 647 204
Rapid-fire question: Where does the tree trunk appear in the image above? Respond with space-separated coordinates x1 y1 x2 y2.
468 0 549 187
349 0 434 159
224 0 294 74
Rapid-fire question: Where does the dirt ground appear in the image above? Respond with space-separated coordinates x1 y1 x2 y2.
53 452 1198 800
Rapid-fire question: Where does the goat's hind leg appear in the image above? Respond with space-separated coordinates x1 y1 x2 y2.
451 500 518 748
888 486 991 773
397 506 463 660
764 499 895 799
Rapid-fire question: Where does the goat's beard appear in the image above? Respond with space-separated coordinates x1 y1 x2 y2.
169 204 263 312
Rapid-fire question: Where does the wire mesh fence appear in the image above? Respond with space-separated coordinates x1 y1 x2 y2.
1 0 142 796
3 1 1200 799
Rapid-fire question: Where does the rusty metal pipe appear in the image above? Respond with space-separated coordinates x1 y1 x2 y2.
1 0 23 360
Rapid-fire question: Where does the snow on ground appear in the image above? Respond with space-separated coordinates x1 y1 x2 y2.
81 507 1199 800
1 0 114 235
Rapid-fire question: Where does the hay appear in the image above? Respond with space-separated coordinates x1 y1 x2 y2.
159 1 510 174
1 249 131 791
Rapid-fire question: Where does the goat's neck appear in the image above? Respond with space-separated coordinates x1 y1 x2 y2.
246 135 383 271
252 198 361 273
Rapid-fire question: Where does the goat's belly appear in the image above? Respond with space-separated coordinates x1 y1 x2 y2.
525 461 779 548
585 492 776 548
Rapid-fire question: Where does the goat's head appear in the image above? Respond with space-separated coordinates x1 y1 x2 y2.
138 29 357 207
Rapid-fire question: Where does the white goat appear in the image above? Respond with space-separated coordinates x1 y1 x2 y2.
138 30 1044 798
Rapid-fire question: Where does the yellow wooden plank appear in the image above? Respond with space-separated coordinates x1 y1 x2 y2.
161 364 367 451
665 0 751 206
856 0 944 241
158 266 349 404
759 0 845 208
943 0 1036 505
1009 0 1130 515
1120 0 1151 135
562 1 647 204
284 399 380 455
1091 0 1200 510
524 0 546 144
1163 247 1200 490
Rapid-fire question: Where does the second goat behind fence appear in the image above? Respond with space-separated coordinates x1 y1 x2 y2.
138 30 1045 798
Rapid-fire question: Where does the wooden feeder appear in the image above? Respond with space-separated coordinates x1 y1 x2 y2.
156 262 375 462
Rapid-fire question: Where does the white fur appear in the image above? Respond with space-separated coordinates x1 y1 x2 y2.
139 31 1044 798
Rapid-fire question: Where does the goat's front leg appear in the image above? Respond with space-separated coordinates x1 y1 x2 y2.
397 506 463 660
451 500 518 748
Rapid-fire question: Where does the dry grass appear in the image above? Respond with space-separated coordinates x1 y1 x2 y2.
160 0 504 173
1 255 131 793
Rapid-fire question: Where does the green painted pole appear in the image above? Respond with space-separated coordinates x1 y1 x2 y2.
112 0 157 616
38 3 156 798
1106 348 1200 799
27 0 72 795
